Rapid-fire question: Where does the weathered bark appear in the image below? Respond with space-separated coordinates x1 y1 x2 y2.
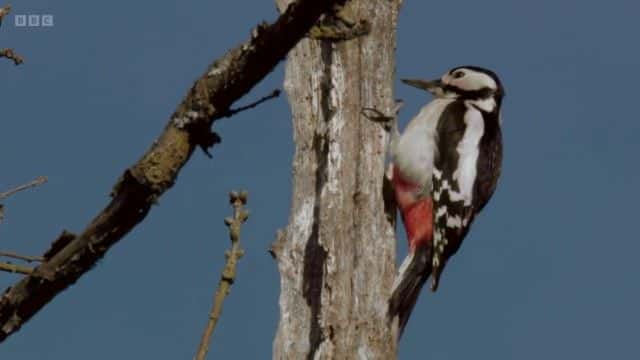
272 0 402 358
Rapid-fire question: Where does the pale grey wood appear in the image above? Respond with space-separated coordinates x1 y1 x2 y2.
272 1 403 358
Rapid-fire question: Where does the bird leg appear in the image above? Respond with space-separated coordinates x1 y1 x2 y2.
362 99 403 152
362 101 404 226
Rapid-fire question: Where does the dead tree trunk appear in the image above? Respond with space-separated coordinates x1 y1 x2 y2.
272 0 402 358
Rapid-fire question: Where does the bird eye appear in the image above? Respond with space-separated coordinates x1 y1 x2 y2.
452 71 465 79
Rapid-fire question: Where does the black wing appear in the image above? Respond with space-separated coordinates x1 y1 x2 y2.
430 101 498 290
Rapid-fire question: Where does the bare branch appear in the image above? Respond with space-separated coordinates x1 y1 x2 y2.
0 176 46 225
0 176 47 201
0 0 348 342
0 263 33 275
0 48 23 65
195 191 249 360
200 89 281 158
0 5 24 66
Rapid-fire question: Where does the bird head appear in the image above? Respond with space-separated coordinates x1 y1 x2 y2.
402 66 504 102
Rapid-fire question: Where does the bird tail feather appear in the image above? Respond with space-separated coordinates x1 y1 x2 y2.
388 246 432 337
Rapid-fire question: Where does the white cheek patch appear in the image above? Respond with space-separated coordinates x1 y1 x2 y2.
450 70 497 92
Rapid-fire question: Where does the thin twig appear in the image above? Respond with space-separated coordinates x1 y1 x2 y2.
217 89 281 119
0 252 45 263
0 262 34 275
0 5 24 66
0 176 47 201
195 191 249 360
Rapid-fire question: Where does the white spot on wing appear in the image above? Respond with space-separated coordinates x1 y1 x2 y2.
446 215 462 228
432 174 465 203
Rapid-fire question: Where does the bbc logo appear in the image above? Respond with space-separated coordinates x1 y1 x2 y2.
14 14 54 27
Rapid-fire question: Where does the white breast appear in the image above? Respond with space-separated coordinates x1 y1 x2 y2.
392 99 454 190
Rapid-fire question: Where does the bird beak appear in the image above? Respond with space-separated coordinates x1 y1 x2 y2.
401 78 444 95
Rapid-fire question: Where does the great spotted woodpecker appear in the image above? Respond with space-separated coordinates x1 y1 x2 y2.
387 66 505 332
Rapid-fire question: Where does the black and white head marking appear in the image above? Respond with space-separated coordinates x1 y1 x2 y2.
442 66 504 100
401 66 504 113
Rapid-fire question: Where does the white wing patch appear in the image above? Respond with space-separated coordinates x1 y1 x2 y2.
454 106 485 205
431 104 485 286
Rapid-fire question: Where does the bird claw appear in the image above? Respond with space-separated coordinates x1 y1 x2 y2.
361 109 393 132
361 100 403 132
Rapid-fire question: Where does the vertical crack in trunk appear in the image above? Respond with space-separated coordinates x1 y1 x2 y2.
302 208 326 360
303 41 334 359
303 132 328 359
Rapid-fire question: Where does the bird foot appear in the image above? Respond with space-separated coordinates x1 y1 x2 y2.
361 100 403 132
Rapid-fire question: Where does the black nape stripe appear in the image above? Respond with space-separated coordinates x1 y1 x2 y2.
443 85 496 101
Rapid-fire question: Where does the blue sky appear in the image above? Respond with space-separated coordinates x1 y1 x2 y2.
1 0 639 359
